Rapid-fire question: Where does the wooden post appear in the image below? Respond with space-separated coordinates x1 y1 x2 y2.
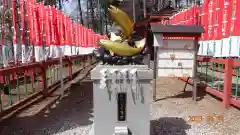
40 63 48 96
68 57 73 80
192 38 199 101
223 58 233 108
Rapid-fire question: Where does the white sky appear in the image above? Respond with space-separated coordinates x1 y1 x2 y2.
63 0 87 15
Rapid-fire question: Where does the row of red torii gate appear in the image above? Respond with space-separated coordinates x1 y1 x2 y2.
159 0 240 58
0 0 107 67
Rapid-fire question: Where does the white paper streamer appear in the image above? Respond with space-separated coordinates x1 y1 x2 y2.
99 69 108 89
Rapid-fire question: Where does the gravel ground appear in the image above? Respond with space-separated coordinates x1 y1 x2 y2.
152 77 240 135
0 76 239 135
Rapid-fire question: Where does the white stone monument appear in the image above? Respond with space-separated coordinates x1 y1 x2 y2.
91 64 153 135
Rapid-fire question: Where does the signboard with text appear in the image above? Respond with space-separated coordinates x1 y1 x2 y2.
157 39 195 77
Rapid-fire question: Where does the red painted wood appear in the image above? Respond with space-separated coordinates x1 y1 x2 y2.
222 59 233 108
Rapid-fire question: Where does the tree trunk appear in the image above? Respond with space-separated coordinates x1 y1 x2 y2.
89 0 96 31
77 0 84 24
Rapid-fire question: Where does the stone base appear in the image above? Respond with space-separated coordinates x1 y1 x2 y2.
91 65 153 135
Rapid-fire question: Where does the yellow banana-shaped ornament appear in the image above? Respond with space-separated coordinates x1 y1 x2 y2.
99 39 145 57
108 5 134 39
